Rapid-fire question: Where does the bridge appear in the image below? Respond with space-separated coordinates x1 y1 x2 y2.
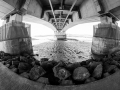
0 0 120 33
0 0 119 54
0 0 120 90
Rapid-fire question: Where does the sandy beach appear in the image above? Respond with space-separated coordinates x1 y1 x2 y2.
34 39 92 63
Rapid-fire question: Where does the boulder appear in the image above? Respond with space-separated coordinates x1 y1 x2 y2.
73 67 90 81
53 67 71 80
18 62 31 73
37 77 49 84
20 72 29 79
53 62 71 80
85 77 96 83
93 64 103 79
29 66 46 81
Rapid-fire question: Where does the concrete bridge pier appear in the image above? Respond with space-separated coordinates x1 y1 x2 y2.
0 14 33 55
55 31 67 40
91 16 120 58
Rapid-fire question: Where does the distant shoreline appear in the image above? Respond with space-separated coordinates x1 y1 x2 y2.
32 35 92 46
33 34 92 38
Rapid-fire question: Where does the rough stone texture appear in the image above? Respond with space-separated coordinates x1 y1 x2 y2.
85 77 96 83
0 21 33 55
53 62 71 80
54 68 71 80
0 63 120 90
60 80 73 85
1 50 120 85
88 61 101 69
93 64 103 79
0 50 120 88
18 62 31 73
92 23 120 55
37 77 49 84
88 61 102 73
40 61 57 72
66 62 81 71
5 64 10 68
20 72 29 79
12 61 19 67
29 66 46 81
73 67 90 81
11 68 18 73
105 65 118 74
103 72 110 78
1 44 120 87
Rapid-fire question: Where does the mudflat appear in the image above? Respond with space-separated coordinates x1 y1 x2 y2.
34 40 92 63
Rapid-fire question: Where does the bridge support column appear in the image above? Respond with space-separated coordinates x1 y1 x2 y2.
55 31 67 40
0 14 33 55
91 16 120 58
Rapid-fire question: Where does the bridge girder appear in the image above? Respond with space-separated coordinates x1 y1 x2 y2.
0 0 120 32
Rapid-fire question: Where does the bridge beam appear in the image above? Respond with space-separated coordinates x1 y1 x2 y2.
0 14 33 55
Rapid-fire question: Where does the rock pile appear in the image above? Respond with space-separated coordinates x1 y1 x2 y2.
0 51 120 85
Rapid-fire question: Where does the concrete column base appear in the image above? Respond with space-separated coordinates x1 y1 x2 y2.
55 32 67 40
91 23 120 57
0 20 33 55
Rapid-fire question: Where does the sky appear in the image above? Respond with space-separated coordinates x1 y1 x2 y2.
66 22 100 36
23 21 55 37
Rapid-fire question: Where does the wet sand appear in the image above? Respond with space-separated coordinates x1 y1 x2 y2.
33 40 92 63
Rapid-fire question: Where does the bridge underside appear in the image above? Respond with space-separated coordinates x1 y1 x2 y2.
0 0 120 89
0 0 120 49
0 0 119 51
0 0 120 32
